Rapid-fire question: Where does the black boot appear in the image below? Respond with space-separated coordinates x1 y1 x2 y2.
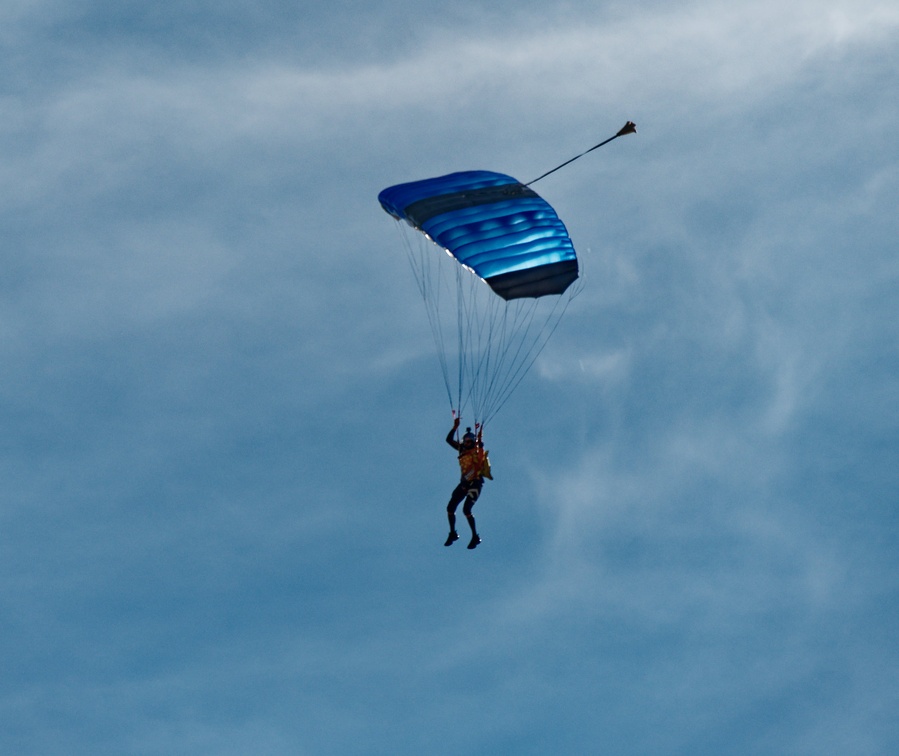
467 533 481 549
444 531 459 546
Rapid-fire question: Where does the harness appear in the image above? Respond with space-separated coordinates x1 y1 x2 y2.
458 446 486 482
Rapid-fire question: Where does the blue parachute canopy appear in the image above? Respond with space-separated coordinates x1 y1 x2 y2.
378 170 578 300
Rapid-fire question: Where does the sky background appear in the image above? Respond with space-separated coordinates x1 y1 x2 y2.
2 1 898 754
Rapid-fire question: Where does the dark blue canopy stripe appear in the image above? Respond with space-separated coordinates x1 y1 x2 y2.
378 171 578 301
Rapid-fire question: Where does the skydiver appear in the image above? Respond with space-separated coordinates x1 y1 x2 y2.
444 416 492 549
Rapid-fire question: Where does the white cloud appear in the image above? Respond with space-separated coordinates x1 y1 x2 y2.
246 0 899 122
537 347 633 383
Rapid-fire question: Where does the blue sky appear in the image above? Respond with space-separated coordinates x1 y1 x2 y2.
2 1 897 753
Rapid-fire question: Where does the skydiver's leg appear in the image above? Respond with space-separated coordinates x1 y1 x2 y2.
463 486 481 549
445 483 467 546
447 483 466 529
462 496 477 535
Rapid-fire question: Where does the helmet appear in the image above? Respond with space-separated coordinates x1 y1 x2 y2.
462 428 476 445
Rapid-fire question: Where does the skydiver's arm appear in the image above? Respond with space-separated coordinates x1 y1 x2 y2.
446 415 462 449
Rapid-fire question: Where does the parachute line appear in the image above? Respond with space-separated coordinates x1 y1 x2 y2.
393 221 454 409
395 224 578 428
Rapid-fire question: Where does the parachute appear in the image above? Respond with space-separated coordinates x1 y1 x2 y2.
378 121 635 429
378 170 580 428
